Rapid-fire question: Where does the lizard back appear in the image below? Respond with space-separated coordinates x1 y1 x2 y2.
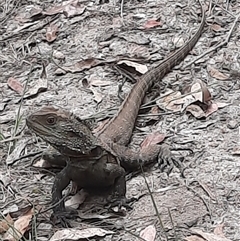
98 0 205 146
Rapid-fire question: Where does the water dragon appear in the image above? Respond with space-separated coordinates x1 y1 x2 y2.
26 0 205 223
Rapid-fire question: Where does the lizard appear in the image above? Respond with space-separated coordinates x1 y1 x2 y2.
26 0 205 223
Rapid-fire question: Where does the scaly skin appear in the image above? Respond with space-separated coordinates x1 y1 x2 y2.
26 0 205 224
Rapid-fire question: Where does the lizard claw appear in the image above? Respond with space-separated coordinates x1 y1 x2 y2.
106 196 136 211
51 208 79 227
158 145 185 176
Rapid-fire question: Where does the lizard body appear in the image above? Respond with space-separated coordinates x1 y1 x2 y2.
26 1 205 221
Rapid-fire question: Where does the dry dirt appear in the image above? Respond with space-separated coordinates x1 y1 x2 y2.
0 0 240 240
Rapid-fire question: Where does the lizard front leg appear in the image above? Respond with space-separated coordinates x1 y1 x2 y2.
43 148 79 194
51 166 79 227
52 167 70 213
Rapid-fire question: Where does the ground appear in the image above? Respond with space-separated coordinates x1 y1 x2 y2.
0 0 239 240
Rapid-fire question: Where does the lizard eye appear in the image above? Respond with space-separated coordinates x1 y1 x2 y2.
46 116 56 125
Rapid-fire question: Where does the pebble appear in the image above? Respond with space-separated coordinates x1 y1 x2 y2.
227 120 238 129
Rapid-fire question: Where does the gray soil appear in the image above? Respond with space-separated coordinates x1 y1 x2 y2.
0 0 239 240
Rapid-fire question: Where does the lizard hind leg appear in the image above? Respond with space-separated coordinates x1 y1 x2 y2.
116 144 161 171
116 143 184 175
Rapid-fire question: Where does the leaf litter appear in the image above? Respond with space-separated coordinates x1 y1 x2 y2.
3 208 34 241
0 0 240 240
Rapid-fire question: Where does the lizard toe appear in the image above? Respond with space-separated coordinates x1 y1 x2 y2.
106 196 135 211
51 208 79 227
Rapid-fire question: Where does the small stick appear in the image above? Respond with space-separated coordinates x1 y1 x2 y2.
120 0 124 19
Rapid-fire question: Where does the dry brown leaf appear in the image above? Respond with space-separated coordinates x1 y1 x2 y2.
43 0 74 15
184 235 205 241
149 106 160 120
194 80 211 103
63 2 85 18
157 91 183 112
201 84 212 103
186 102 214 118
7 77 23 94
87 75 112 87
63 58 104 73
181 95 198 111
90 79 112 86
43 0 85 18
29 7 43 19
43 5 64 15
210 24 224 32
4 208 33 241
141 131 165 148
186 104 206 119
180 80 212 114
15 6 43 23
190 82 202 102
140 225 156 241
50 228 114 241
0 214 14 234
46 24 58 42
55 68 67 75
117 60 148 74
208 66 229 80
191 228 232 241
185 79 211 103
33 158 52 168
65 190 88 209
144 19 163 29
205 102 218 117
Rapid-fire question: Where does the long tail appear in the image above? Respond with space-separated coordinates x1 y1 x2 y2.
99 0 205 145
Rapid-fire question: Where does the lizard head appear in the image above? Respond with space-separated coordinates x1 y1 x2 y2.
26 106 98 156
